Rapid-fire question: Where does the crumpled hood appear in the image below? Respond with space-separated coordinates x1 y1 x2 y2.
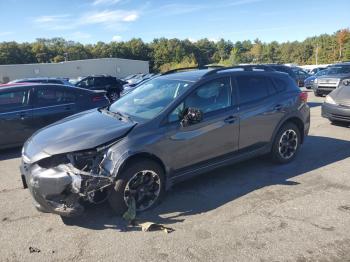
23 109 136 163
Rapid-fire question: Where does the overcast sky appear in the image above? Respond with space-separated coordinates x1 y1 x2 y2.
0 0 349 43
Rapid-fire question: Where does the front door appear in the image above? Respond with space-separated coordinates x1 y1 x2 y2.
165 77 239 172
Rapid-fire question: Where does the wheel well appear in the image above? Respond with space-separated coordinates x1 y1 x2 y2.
284 117 305 143
118 153 167 178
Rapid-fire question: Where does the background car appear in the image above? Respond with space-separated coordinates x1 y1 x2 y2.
292 67 311 87
75 75 125 101
322 84 350 125
313 62 350 96
9 77 73 86
0 83 109 149
304 69 328 89
263 64 310 87
264 64 298 85
121 73 160 96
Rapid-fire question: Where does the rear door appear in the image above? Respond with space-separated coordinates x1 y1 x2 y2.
0 87 33 147
31 85 78 128
235 73 286 151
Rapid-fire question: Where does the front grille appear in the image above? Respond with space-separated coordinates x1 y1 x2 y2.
317 86 336 89
318 78 339 87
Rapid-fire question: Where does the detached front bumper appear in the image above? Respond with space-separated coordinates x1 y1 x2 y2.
321 103 350 122
21 160 84 217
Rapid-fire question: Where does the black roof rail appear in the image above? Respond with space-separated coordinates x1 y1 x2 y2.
161 65 225 76
202 64 275 78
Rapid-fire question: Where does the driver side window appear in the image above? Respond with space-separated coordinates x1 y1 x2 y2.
168 77 231 122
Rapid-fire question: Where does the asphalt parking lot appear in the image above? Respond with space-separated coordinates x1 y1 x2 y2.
0 91 349 262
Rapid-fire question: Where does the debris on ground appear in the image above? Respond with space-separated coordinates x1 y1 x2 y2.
29 247 41 253
122 197 136 224
122 197 174 233
139 222 175 233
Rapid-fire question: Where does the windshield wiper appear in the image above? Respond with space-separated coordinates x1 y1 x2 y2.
100 108 132 122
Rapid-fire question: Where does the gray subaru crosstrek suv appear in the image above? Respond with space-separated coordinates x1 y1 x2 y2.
20 66 310 217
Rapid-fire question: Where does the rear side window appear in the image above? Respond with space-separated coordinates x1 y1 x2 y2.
272 77 288 93
236 76 274 104
0 90 28 112
35 87 76 106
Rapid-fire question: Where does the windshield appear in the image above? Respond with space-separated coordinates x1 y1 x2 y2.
109 78 192 120
327 65 350 75
315 69 328 76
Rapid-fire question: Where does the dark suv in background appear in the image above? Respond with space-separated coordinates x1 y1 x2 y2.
21 65 310 217
75 75 125 101
265 64 310 87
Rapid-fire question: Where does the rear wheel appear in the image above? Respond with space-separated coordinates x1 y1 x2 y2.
271 123 301 164
108 159 165 215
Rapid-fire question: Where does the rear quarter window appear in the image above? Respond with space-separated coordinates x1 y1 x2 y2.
272 77 289 93
236 75 275 104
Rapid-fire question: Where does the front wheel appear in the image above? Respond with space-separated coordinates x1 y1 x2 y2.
271 123 301 164
108 160 165 215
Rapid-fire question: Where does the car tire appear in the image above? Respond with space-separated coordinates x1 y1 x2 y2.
271 122 301 164
108 90 120 102
108 159 165 215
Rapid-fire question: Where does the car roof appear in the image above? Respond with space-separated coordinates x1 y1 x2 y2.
161 69 212 82
16 77 66 81
158 67 290 82
0 83 74 91
331 62 350 66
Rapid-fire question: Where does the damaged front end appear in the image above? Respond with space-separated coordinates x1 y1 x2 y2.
21 148 115 217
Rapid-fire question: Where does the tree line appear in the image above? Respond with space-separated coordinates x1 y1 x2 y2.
0 29 349 72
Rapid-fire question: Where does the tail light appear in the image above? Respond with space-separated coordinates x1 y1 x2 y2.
300 92 308 103
92 95 105 102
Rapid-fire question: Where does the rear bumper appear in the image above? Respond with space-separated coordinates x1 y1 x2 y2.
321 103 350 122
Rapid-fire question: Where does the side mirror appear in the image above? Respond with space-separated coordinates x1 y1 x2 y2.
180 107 203 127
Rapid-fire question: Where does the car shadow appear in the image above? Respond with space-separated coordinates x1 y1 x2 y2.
0 147 22 161
61 135 350 230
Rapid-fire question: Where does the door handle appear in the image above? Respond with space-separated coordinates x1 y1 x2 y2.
64 105 71 110
224 115 237 124
17 112 27 120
